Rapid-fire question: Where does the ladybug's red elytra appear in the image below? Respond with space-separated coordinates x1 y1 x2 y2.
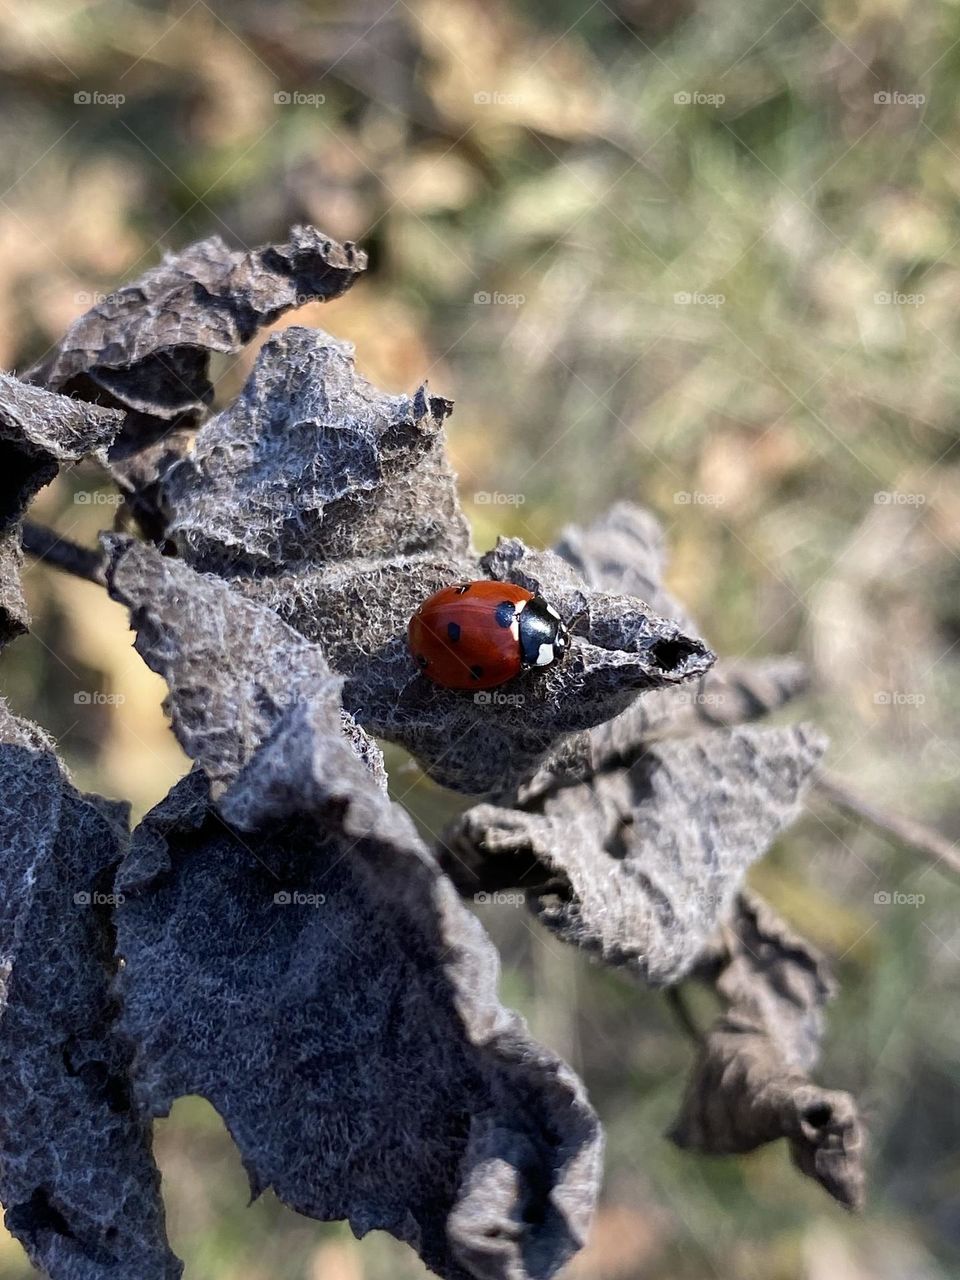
407 580 571 691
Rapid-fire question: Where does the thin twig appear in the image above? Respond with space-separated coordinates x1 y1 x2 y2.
664 985 705 1047
814 771 960 879
21 521 107 586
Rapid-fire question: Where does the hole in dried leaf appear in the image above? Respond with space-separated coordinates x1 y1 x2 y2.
650 636 701 672
802 1102 834 1129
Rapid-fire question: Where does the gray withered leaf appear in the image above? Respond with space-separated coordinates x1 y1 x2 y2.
160 325 714 795
512 502 810 801
0 700 181 1280
670 891 866 1209
107 537 602 1280
0 372 123 529
443 724 826 986
553 500 695 631
26 227 367 426
514 654 811 803
103 533 347 792
0 529 29 647
26 227 367 539
442 503 826 983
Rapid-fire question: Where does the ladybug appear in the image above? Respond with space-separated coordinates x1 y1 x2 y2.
408 581 571 691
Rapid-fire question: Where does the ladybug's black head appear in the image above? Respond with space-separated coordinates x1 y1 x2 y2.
518 596 571 671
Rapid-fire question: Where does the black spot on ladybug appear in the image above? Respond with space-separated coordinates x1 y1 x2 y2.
455 583 471 594
447 621 461 642
416 654 428 668
470 665 484 681
495 600 516 628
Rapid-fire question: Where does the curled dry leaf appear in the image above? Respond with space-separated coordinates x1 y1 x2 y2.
105 535 602 1280
0 530 28 647
669 892 867 1209
0 374 123 639
0 701 180 1279
444 724 826 986
0 373 124 528
26 226 367 538
27 227 366 427
161 325 715 794
443 502 862 1201
442 502 826 983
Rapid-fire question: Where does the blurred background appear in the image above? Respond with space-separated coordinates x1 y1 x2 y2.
1 0 959 1276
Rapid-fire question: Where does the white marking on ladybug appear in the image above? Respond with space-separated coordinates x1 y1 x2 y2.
545 603 561 621
535 641 555 667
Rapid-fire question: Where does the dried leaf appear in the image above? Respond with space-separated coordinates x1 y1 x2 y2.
444 725 826 986
106 537 602 1280
0 372 123 529
554 500 694 630
0 529 28 647
670 892 866 1209
161 328 714 794
26 227 367 539
27 227 367 427
516 655 810 803
103 533 347 792
0 701 180 1278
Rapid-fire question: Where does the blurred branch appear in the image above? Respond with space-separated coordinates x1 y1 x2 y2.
21 521 106 586
814 771 960 879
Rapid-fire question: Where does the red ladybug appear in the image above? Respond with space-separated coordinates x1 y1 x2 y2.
408 581 571 691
